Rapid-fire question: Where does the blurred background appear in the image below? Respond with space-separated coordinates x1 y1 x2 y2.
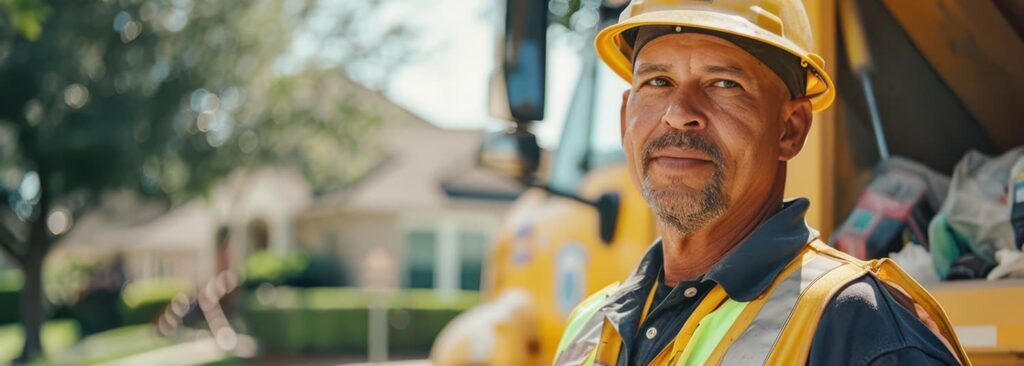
1 0 1023 365
0 0 550 364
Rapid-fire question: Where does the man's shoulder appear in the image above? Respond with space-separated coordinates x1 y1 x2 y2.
566 281 621 322
808 275 960 365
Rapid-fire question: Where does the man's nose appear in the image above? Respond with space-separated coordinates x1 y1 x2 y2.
661 96 706 130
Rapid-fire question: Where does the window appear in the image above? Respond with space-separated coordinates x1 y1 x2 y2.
548 55 597 194
458 231 488 290
404 229 436 289
548 52 627 194
588 62 628 169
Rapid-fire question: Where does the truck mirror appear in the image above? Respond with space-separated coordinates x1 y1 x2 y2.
478 126 541 180
500 0 546 122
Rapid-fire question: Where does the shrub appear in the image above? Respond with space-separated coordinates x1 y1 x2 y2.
119 278 190 325
0 270 21 326
240 287 479 356
71 289 123 335
244 250 308 288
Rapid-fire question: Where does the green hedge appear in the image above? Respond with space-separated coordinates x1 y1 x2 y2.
244 250 347 288
245 307 368 354
0 270 21 326
388 308 466 354
241 287 479 356
119 278 189 326
72 290 123 335
0 290 19 326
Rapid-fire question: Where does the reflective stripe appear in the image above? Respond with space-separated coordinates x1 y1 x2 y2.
766 262 869 365
720 254 844 365
674 299 749 366
552 283 618 366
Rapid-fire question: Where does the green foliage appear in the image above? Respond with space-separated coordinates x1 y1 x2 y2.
244 248 348 287
245 306 369 354
0 289 19 325
241 287 479 355
43 258 102 308
120 278 188 309
70 289 122 336
0 269 19 325
39 259 127 335
0 268 20 290
0 0 398 203
0 0 51 41
0 0 413 359
244 250 308 286
0 319 80 364
119 278 188 325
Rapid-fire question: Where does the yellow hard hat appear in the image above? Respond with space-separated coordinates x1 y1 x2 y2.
595 0 835 112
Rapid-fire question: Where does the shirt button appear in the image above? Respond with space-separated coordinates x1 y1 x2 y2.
645 327 658 339
684 287 698 298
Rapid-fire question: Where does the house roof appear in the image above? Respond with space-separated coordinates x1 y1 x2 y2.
317 124 515 213
302 74 524 215
53 167 312 254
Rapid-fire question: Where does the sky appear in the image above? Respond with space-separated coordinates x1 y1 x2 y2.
284 0 584 148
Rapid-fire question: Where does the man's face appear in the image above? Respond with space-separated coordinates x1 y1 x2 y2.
620 33 807 234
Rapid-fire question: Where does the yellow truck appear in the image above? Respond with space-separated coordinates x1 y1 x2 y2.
431 0 1024 365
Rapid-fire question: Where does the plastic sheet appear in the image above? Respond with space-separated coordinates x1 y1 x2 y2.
936 147 1024 273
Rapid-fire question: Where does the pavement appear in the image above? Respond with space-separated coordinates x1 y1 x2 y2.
95 338 226 366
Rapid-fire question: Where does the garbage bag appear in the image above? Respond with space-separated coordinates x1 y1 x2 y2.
988 249 1024 280
929 213 973 280
940 147 1024 264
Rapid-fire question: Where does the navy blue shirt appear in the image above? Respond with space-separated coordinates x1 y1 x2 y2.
613 198 960 366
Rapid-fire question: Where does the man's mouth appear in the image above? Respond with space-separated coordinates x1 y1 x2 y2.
647 148 714 170
650 156 713 169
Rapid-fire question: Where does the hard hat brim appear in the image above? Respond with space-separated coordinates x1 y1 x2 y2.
595 9 835 113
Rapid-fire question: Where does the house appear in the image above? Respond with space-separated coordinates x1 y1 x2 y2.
295 91 522 292
49 70 521 294
49 167 313 286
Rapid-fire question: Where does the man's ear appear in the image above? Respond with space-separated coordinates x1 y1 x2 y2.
778 97 813 161
620 89 630 140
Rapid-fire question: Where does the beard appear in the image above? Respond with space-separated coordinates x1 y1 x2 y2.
640 131 730 235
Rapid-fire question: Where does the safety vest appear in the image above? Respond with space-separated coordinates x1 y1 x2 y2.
551 240 971 366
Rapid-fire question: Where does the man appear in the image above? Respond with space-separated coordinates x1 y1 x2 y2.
552 1 970 365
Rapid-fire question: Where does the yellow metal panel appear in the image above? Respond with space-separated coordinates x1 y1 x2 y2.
785 0 837 236
485 165 656 364
928 279 1024 359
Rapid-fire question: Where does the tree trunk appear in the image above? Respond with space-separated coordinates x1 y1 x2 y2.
15 249 45 364
16 176 50 364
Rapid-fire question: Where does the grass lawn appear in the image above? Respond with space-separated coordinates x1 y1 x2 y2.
44 324 175 365
0 321 208 365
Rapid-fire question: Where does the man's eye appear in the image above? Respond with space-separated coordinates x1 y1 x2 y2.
646 78 670 87
712 79 740 88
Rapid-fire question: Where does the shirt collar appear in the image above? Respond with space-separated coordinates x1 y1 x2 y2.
706 198 818 301
636 197 818 302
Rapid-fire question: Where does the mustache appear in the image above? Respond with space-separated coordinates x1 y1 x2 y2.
641 131 725 173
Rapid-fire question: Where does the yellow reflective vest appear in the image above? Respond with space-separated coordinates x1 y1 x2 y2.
552 240 970 366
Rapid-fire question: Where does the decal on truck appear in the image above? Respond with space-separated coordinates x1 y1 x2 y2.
555 243 589 316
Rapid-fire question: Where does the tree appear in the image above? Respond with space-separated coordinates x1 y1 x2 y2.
0 0 410 361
